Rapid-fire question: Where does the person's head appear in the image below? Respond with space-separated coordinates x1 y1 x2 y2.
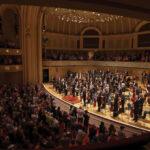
120 125 125 131
100 121 105 127
85 110 88 114
109 124 115 131
70 106 73 110
70 139 75 145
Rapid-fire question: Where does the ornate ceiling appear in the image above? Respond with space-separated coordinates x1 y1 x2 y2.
46 7 123 24
44 7 140 35
0 0 150 20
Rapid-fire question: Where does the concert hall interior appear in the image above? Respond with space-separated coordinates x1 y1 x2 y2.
0 0 150 150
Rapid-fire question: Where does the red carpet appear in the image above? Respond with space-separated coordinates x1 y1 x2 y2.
63 95 80 104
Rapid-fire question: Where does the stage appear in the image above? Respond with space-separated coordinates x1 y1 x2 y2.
43 84 150 136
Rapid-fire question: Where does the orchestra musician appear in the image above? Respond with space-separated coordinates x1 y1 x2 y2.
120 93 126 113
133 96 139 122
82 87 87 106
97 92 102 112
138 94 145 117
113 94 119 117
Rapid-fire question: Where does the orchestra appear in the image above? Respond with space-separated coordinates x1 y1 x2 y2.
51 70 150 122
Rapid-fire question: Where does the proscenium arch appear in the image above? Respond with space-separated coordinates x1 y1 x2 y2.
20 6 47 84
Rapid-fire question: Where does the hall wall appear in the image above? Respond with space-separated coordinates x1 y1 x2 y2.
0 71 23 84
45 13 140 35
43 13 141 50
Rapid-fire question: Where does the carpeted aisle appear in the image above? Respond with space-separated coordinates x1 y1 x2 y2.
63 95 80 104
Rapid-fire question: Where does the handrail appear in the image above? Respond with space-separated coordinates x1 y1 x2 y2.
43 61 150 69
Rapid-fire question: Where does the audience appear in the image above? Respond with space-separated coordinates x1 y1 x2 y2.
0 83 133 149
43 50 88 61
0 56 22 65
43 50 150 62
0 41 19 49
94 51 150 62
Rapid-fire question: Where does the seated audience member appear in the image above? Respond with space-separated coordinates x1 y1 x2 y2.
44 50 150 62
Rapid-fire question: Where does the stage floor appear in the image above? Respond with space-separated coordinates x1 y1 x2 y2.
43 84 150 132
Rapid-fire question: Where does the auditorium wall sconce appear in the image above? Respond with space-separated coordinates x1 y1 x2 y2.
6 49 9 53
5 66 10 71
15 66 19 70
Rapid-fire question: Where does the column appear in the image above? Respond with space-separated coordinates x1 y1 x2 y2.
21 6 43 84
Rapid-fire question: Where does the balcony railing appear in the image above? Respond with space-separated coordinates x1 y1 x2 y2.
0 48 22 55
43 61 150 69
0 65 23 72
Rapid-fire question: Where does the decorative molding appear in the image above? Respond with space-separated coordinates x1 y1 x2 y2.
0 48 22 55
0 65 23 72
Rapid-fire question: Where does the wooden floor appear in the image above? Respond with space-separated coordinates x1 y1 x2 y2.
44 84 150 132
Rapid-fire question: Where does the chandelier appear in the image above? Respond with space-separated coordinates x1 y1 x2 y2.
47 7 123 23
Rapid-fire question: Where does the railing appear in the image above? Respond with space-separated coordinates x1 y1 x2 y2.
0 65 23 72
43 61 150 69
0 48 22 55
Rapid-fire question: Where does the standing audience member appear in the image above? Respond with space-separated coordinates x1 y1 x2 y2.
83 110 90 132
118 126 126 139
